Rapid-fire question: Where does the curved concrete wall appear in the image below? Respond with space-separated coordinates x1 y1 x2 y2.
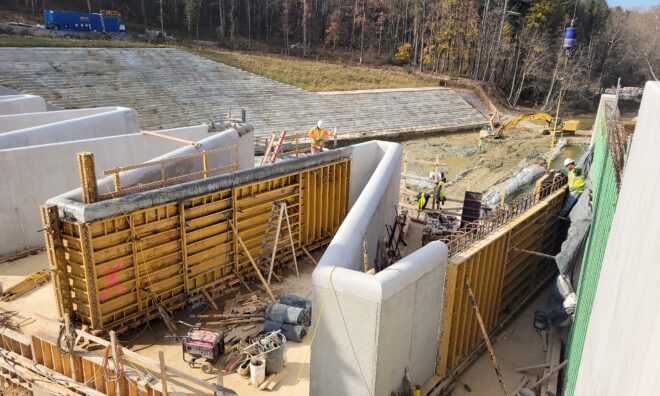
0 107 126 133
311 140 448 395
0 94 46 115
53 124 254 201
0 107 139 149
0 123 252 256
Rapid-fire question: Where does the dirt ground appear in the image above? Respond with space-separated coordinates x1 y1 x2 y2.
0 250 319 396
401 123 590 204
452 285 558 396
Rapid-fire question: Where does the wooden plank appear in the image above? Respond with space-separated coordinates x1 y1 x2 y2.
229 221 276 302
158 350 169 396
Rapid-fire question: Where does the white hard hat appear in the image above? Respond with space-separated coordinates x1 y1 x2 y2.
564 158 575 167
317 120 324 128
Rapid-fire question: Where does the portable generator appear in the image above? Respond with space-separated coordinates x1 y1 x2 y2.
182 327 224 373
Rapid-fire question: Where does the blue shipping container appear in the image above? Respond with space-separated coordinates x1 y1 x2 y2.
44 10 121 33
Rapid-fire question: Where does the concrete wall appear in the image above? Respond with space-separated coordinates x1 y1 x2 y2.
311 140 448 395
0 94 46 115
0 107 139 149
58 125 255 199
573 82 660 395
0 124 253 255
0 107 125 133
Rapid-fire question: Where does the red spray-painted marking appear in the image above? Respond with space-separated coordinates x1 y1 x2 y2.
100 262 125 302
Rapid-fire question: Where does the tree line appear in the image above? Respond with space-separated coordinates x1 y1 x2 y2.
10 0 660 110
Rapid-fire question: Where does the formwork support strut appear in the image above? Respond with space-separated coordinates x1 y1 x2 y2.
40 204 73 317
77 152 98 204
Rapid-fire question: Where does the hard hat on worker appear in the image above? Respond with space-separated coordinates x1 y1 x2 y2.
564 158 575 167
317 120 324 128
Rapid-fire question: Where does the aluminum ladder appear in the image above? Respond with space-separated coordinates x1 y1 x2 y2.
260 131 286 166
256 201 299 284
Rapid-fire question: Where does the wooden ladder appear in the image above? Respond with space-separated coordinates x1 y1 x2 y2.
260 131 287 166
256 201 299 284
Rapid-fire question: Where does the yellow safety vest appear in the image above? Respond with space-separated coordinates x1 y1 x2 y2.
568 167 586 194
434 182 445 199
309 128 327 147
418 193 427 210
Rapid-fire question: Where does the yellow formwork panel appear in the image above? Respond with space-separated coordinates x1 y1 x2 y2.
436 187 565 378
55 159 350 332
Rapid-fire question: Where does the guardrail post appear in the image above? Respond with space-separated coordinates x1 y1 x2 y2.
203 152 209 179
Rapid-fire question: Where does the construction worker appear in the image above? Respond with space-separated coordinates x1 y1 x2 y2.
478 137 485 152
416 191 431 211
560 158 586 216
308 120 330 154
434 177 447 208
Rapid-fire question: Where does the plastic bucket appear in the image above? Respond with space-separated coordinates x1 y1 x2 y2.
249 357 266 387
265 333 287 375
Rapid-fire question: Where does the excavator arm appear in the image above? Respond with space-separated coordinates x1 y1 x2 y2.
493 113 562 138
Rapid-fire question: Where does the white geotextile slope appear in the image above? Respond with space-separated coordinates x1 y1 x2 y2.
0 47 483 136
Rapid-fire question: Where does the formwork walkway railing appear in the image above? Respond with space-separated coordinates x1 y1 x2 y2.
100 145 239 200
442 174 566 257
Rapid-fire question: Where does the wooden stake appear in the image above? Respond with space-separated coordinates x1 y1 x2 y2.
202 288 220 310
109 331 121 395
159 350 169 396
500 186 506 208
301 247 317 265
40 205 73 317
76 152 99 204
229 221 276 302
527 361 567 390
465 278 508 396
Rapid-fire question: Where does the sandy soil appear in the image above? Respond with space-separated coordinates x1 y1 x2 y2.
402 123 590 204
125 257 318 396
0 249 320 395
452 285 557 396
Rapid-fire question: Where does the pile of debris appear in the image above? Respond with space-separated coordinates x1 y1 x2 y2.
0 270 50 302
192 293 269 329
188 292 311 390
421 213 460 246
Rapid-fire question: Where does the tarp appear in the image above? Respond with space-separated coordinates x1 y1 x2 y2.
265 303 311 326
279 295 312 312
264 320 307 342
482 139 568 207
555 148 594 275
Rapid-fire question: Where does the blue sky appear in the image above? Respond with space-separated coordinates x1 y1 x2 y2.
607 0 658 9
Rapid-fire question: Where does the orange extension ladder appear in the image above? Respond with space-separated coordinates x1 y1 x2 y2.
260 131 287 166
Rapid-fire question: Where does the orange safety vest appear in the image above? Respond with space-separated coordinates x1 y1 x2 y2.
308 127 329 147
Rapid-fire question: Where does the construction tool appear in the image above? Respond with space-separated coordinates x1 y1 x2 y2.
0 270 50 301
256 201 299 284
464 278 508 396
228 220 276 302
181 326 225 374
